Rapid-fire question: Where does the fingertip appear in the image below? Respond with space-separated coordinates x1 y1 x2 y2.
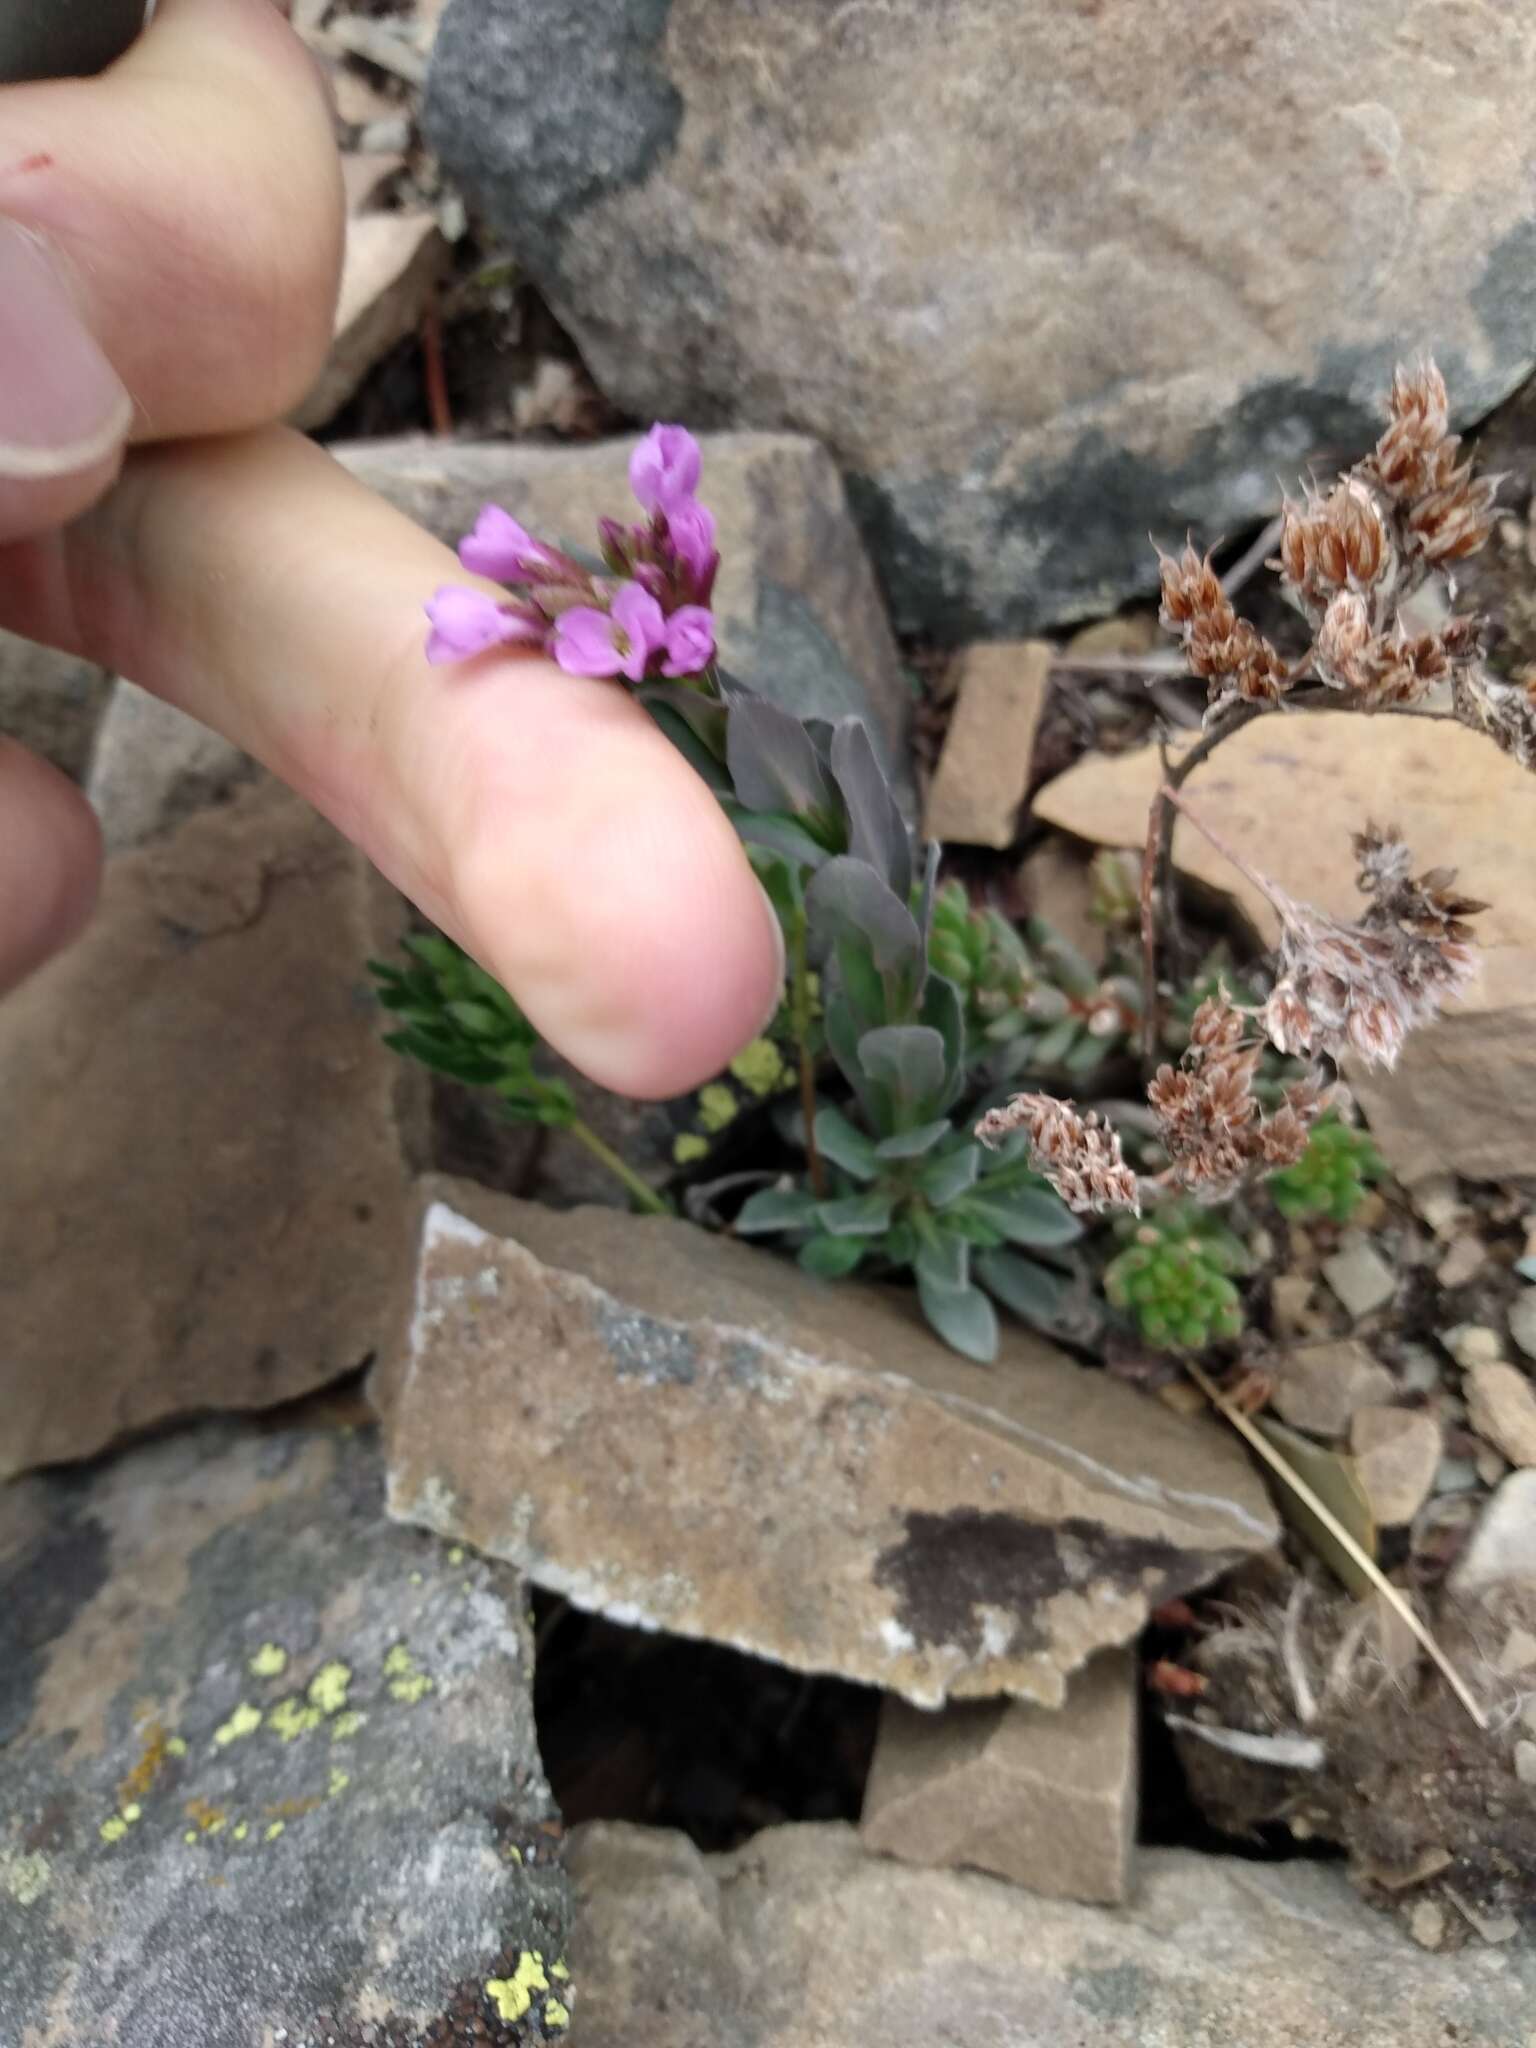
0 740 103 995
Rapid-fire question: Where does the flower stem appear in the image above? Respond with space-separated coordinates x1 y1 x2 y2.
567 1118 673 1217
788 908 827 1198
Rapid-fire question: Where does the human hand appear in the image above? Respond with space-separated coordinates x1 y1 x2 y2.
0 0 782 1096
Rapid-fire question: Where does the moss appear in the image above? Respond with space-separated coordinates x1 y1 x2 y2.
728 1037 787 1097
212 1701 263 1748
672 1132 710 1164
307 1660 352 1716
696 1082 739 1133
248 1642 288 1679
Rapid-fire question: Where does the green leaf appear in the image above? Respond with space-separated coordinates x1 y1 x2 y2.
873 1118 953 1161
645 700 734 794
857 1024 946 1115
637 682 729 762
1029 1016 1082 1067
917 1141 982 1207
915 1230 969 1291
1253 1418 1377 1598
834 935 890 1038
444 999 511 1040
975 1249 1072 1327
964 1183 1083 1247
813 1106 880 1180
798 1233 868 1279
816 1190 896 1237
918 970 966 1107
916 1275 998 1363
735 1185 822 1236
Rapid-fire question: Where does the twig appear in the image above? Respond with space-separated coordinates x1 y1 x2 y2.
1186 1360 1489 1730
1220 514 1285 600
788 909 826 1198
1138 701 1264 1063
1050 648 1189 675
421 303 453 438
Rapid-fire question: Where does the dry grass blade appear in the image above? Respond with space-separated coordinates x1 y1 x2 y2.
1183 1360 1488 1730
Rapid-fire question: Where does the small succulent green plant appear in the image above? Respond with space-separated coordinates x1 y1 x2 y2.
1103 1202 1250 1352
1265 1113 1384 1224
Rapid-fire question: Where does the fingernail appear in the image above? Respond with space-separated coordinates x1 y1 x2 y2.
0 220 132 479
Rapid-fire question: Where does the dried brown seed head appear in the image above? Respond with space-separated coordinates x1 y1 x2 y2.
1158 544 1292 713
975 1093 1140 1215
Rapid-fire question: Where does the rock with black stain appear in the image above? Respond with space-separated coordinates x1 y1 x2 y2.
379 1179 1277 1709
0 776 426 1481
86 678 255 854
0 626 113 781
424 0 1536 637
0 1410 572 2048
564 1820 1536 2047
337 433 912 779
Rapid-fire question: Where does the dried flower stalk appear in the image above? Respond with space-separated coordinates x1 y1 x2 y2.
1148 992 1328 1203
976 1093 1140 1215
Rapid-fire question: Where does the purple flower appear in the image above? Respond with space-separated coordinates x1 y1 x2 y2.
552 582 666 682
663 497 717 586
424 586 545 666
457 504 558 582
662 605 716 678
629 423 702 516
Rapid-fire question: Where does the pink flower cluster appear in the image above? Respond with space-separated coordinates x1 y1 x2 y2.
423 424 719 684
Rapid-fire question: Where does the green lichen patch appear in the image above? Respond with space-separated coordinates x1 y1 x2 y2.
248 1642 288 1679
211 1701 263 1749
307 1659 352 1716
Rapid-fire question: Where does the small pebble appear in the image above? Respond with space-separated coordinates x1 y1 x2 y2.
1413 1175 1466 1238
1409 1898 1445 1949
1509 1289 1536 1364
1437 1235 1485 1290
1398 1345 1442 1396
1515 1741 1536 1787
1444 1324 1504 1371
1434 1457 1480 1495
1321 1239 1396 1320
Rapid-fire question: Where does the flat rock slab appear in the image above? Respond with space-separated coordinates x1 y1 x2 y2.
566 1820 1536 2047
0 1412 571 2047
1035 716 1536 1183
860 1647 1136 1904
426 0 1536 636
0 627 112 780
382 1181 1276 1709
922 640 1051 848
338 432 912 777
0 777 425 1480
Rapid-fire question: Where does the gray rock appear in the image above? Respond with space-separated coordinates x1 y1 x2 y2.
860 1648 1136 1904
1321 1238 1398 1321
380 1180 1277 1709
85 678 255 853
565 1820 1536 2047
424 0 1536 637
0 626 113 779
1451 1470 1536 1594
0 777 427 1481
338 433 913 773
1509 1288 1536 1364
1271 1339 1396 1438
0 1412 572 2048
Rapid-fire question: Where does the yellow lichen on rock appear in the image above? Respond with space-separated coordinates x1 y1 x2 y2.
212 1702 263 1748
249 1642 288 1679
307 1661 352 1715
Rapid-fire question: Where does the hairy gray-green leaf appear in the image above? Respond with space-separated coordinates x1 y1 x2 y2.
916 1275 998 1364
806 857 923 978
813 1105 880 1180
817 1189 896 1237
735 1185 821 1235
857 1023 946 1115
727 697 842 830
830 717 911 903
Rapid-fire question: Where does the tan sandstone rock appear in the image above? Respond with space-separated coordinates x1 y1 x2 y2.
1466 1362 1536 1469
1035 717 1536 1183
0 778 425 1480
860 1648 1136 1903
1350 1406 1442 1527
922 641 1051 847
380 1180 1277 1709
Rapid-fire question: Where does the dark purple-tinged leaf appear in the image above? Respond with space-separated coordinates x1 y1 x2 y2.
730 806 835 871
727 697 842 826
806 857 923 976
830 717 911 902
